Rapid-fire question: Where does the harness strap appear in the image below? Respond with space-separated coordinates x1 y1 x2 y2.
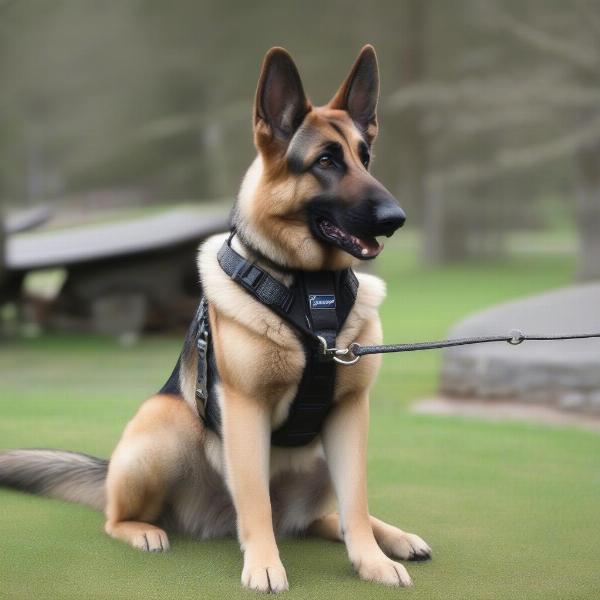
217 241 294 315
217 236 358 343
271 271 339 446
194 297 209 414
208 235 359 447
303 271 339 347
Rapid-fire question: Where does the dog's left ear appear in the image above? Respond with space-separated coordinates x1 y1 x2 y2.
329 45 379 143
254 47 311 150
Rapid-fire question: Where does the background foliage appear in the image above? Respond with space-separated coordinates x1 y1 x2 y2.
1 0 600 276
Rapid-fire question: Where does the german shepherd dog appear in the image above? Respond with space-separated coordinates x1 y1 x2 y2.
0 45 431 592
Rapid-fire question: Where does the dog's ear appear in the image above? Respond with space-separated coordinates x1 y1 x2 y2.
254 47 311 150
328 45 379 143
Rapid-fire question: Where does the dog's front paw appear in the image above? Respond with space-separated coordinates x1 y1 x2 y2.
354 554 413 587
379 528 432 561
242 559 289 593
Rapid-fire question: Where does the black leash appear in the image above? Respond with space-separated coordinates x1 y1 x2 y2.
320 329 600 364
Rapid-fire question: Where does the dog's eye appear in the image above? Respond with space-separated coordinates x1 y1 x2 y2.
316 154 334 168
358 142 370 169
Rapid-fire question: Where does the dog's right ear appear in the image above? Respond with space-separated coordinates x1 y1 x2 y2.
254 47 311 150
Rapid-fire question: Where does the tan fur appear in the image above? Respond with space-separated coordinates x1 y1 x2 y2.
69 45 430 593
104 394 202 549
237 108 384 272
309 513 432 560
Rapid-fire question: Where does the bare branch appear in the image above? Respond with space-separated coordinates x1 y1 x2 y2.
442 105 553 136
133 101 247 143
492 6 598 73
430 112 600 188
387 79 600 112
574 0 600 40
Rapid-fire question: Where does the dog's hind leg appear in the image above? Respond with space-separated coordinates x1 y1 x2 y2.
307 512 342 541
104 394 203 552
309 512 431 561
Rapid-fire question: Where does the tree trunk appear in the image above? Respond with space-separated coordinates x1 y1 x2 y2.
396 0 445 265
0 210 6 332
203 121 230 199
398 0 457 266
0 210 5 285
421 182 446 264
575 140 600 281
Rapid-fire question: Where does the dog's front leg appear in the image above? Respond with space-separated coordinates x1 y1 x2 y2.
221 386 288 593
322 394 413 587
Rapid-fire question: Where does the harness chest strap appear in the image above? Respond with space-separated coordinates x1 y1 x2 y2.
195 237 359 447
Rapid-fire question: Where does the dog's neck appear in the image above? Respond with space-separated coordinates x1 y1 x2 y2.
230 230 295 285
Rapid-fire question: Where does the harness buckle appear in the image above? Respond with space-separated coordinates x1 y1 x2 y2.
317 335 361 366
195 298 210 406
196 336 209 402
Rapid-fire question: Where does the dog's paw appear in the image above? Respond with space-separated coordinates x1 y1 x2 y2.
242 560 289 593
378 528 432 561
354 555 413 587
131 527 170 552
105 521 171 552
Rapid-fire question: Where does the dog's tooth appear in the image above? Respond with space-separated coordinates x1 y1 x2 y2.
361 248 368 256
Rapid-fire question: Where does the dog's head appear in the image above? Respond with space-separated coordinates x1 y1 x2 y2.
232 45 405 270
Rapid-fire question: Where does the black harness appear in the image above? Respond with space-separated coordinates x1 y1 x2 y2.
195 234 359 447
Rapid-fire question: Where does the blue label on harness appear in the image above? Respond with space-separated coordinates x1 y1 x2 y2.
309 294 336 309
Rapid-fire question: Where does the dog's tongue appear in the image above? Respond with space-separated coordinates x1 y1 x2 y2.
352 234 381 257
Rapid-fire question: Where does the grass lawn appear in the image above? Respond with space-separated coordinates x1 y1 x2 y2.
1 233 600 600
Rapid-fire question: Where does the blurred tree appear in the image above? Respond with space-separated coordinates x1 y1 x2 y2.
0 0 383 204
0 211 4 285
576 137 600 280
497 2 600 280
0 0 11 286
386 0 600 275
395 0 438 264
0 0 598 279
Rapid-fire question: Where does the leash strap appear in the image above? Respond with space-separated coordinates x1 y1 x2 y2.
346 330 600 358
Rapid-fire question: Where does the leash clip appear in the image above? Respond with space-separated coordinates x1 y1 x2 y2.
317 335 361 365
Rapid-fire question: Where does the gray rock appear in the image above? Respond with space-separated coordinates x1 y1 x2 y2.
440 283 600 414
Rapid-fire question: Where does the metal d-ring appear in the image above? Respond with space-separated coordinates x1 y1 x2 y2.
317 335 361 365
333 352 361 365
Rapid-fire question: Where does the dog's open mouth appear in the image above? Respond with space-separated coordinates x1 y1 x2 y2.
317 218 383 260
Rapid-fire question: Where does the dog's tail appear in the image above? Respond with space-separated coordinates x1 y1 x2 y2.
0 449 108 511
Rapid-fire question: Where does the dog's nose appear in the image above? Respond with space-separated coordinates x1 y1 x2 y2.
373 198 406 237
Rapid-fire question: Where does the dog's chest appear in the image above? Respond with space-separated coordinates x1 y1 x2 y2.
198 234 385 442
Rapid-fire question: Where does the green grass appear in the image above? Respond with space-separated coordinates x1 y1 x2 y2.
2 234 600 600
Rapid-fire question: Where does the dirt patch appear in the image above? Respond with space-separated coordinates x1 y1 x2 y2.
412 396 600 433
